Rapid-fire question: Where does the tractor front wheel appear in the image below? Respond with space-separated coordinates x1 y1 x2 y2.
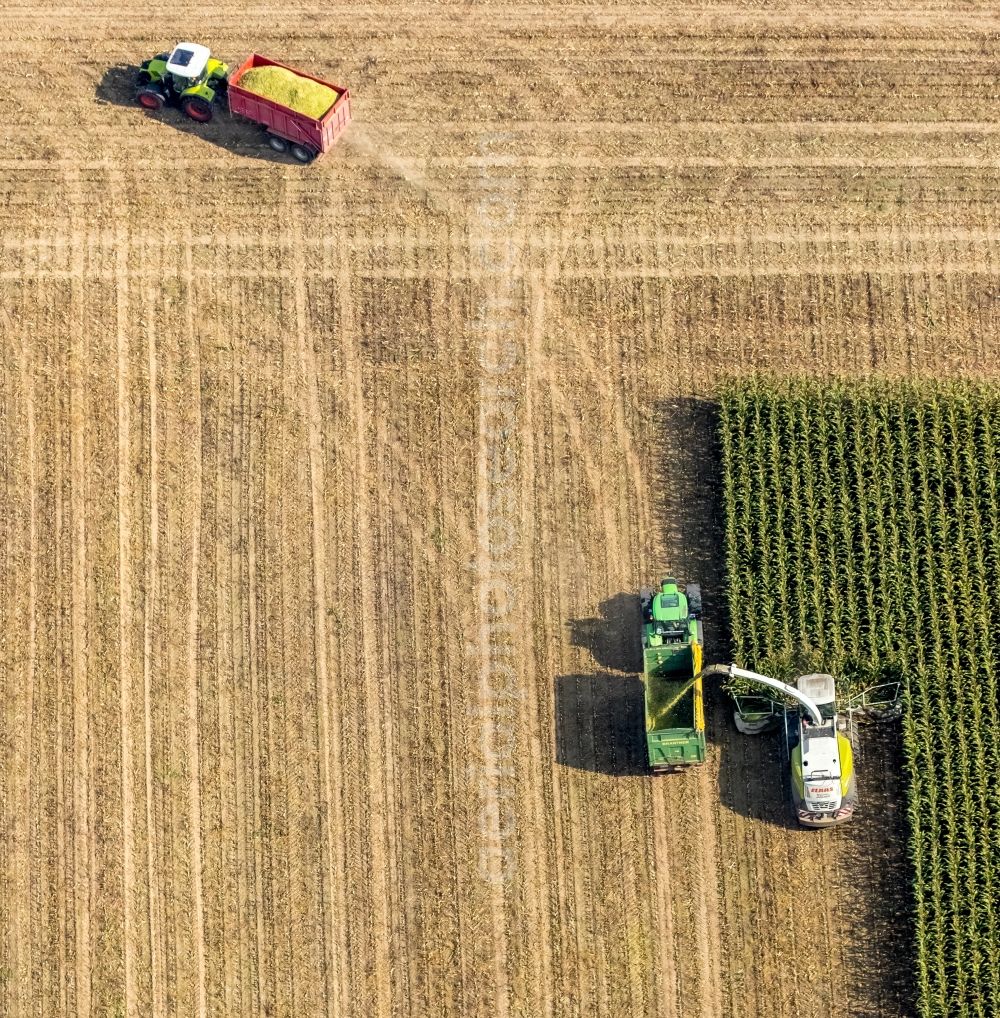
136 87 165 111
182 96 213 123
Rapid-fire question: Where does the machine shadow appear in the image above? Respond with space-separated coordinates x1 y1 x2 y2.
837 722 915 1015
95 64 289 163
652 396 800 825
554 673 648 776
95 64 149 109
566 592 644 674
558 593 647 775
706 681 802 830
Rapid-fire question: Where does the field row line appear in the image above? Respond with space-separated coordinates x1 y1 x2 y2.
8 5 1000 23
6 223 1000 249
366 120 1000 133
11 156 1000 172
5 260 1000 284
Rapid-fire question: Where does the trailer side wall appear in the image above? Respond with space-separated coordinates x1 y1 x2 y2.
227 53 352 154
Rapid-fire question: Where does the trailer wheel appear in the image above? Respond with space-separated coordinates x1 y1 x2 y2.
182 95 214 123
290 143 315 163
267 135 288 153
136 87 165 111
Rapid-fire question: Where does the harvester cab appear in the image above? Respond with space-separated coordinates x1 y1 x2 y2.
136 43 230 123
786 673 857 827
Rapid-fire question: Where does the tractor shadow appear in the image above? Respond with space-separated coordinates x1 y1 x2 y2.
567 592 643 674
557 593 647 775
95 64 151 110
95 64 291 163
554 673 648 776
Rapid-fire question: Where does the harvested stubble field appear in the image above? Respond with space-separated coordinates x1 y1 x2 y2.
3 2 1000 1016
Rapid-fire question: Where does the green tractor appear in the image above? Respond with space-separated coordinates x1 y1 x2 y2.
135 43 229 123
639 579 706 771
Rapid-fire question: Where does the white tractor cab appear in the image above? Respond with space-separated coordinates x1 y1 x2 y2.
165 43 211 88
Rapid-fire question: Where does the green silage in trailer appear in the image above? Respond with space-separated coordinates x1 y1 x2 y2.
238 65 338 119
718 377 1000 1018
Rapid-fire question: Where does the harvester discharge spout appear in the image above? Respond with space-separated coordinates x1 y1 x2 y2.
652 662 824 730
703 664 825 725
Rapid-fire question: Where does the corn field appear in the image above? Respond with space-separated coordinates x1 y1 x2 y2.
719 377 1000 1018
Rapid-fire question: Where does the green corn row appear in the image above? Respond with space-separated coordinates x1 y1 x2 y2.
718 376 1000 1018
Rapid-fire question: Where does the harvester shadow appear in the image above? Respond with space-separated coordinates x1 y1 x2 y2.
707 683 801 830
836 723 915 1016
653 397 800 825
554 673 648 776
95 64 291 163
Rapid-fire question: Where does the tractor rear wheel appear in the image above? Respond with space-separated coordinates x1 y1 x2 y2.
182 96 213 123
136 69 152 86
290 143 315 163
267 134 288 153
136 87 165 111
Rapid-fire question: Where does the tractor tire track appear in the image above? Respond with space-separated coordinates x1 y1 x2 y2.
9 308 37 1018
69 247 94 1018
182 229 210 1018
114 219 147 1018
141 265 166 1018
286 178 350 1018
331 218 400 1018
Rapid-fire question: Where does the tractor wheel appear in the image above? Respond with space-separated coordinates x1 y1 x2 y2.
267 134 288 153
182 96 213 123
290 143 315 163
136 69 152 86
136 87 165 111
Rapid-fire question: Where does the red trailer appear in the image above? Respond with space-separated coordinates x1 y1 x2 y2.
227 53 352 162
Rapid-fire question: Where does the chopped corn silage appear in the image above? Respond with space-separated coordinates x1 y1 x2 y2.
239 65 338 120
